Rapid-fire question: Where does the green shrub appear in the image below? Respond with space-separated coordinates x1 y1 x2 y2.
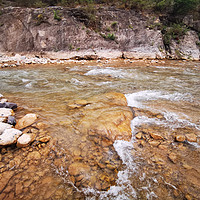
53 10 61 21
162 23 189 46
107 33 116 40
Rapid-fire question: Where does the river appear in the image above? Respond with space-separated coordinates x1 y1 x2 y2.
0 60 200 199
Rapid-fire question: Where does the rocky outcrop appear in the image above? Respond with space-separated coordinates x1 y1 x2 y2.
67 92 133 144
0 6 198 60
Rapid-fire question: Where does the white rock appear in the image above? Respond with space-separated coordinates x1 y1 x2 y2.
17 133 34 147
0 108 14 118
0 122 12 134
0 99 8 103
0 128 22 145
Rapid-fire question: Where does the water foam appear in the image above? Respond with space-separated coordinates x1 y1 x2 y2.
85 68 127 78
125 90 193 108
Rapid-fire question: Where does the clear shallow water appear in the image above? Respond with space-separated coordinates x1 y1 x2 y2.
0 61 200 199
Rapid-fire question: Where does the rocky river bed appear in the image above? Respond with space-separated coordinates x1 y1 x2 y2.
0 59 200 199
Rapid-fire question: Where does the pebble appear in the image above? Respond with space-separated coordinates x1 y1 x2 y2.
39 136 51 143
168 152 177 163
135 131 142 139
175 135 185 142
150 132 164 140
185 134 197 142
149 140 161 147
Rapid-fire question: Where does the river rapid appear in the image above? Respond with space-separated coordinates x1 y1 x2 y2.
0 60 200 199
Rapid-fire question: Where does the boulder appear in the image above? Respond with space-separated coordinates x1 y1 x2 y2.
79 107 133 142
17 133 35 148
15 113 38 130
0 128 22 146
0 122 12 134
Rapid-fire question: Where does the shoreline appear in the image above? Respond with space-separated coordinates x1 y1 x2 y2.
0 51 199 69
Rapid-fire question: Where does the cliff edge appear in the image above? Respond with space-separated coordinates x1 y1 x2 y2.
0 6 199 60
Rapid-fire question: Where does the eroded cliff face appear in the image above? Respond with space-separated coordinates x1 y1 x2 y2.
0 6 199 60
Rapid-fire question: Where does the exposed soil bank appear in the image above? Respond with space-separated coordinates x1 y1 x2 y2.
0 6 199 60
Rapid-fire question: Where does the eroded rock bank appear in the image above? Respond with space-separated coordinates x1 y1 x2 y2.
0 6 199 61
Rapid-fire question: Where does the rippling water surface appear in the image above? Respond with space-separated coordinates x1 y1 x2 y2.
0 60 200 199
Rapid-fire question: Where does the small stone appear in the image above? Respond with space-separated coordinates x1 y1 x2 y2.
182 164 192 170
149 140 161 147
7 116 16 126
135 132 142 139
168 152 177 163
185 134 197 142
175 135 185 142
17 133 35 148
150 132 164 140
36 122 47 129
185 194 192 200
15 113 38 130
0 128 22 145
39 136 51 143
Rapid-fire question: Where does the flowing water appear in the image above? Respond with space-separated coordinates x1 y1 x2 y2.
0 60 200 199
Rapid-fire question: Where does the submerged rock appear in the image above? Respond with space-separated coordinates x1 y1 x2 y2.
15 113 38 130
0 128 22 146
68 162 90 176
39 136 51 143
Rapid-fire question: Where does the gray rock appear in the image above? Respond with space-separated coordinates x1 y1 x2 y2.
0 102 18 110
0 128 22 146
7 116 16 126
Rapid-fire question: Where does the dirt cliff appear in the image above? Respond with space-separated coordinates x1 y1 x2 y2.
0 6 199 60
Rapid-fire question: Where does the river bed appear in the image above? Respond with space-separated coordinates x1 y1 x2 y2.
0 60 200 199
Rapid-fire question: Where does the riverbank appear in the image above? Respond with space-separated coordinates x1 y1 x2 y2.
1 52 199 70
